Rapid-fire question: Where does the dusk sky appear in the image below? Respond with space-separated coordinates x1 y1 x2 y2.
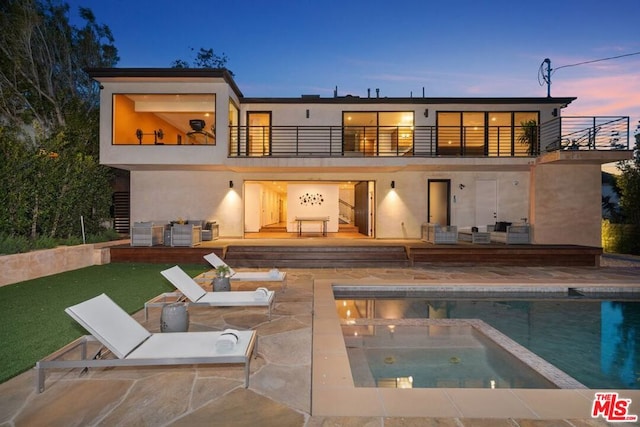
67 0 640 130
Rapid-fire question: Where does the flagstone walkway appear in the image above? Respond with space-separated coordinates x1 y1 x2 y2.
1 258 639 426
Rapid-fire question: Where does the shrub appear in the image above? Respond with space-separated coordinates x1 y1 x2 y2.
602 220 640 255
32 236 59 250
0 228 123 255
0 234 31 255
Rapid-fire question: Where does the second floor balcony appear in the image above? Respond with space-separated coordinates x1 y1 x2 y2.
229 116 630 158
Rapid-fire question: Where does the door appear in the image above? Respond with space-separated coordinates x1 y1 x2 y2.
428 180 450 225
475 179 497 228
247 112 271 156
354 181 369 235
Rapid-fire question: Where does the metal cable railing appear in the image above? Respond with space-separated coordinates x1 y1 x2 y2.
541 116 629 152
228 117 629 158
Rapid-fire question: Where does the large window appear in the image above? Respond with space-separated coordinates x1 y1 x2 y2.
437 111 539 156
112 94 216 145
343 111 414 156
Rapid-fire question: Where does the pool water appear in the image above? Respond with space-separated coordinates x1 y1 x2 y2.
345 323 559 389
337 292 640 389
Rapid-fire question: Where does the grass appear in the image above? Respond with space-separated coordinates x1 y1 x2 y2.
0 262 209 384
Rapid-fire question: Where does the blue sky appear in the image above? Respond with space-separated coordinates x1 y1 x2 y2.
68 0 640 129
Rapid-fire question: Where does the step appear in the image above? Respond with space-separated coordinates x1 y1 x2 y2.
224 245 410 268
258 226 287 232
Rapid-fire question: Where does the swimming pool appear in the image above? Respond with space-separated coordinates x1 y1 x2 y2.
335 287 640 389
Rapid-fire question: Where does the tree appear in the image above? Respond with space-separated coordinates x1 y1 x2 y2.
608 131 640 254
0 0 118 239
616 132 640 226
171 47 233 75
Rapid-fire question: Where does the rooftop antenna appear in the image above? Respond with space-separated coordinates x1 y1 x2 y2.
538 51 640 98
539 58 552 97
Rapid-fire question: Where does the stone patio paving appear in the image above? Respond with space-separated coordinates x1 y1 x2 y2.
1 258 639 426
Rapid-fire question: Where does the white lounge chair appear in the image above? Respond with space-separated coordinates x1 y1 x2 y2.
35 293 257 393
146 266 276 320
203 252 287 291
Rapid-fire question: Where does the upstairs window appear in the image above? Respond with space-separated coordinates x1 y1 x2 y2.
437 111 539 156
112 94 216 145
343 111 414 155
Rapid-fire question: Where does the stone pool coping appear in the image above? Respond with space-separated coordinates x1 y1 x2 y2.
312 279 640 418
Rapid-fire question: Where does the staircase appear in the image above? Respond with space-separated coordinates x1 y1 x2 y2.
223 245 410 268
112 191 130 234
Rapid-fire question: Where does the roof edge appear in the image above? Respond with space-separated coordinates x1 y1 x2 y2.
85 68 243 98
242 96 577 106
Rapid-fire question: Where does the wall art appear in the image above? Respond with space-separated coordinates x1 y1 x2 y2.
299 192 324 206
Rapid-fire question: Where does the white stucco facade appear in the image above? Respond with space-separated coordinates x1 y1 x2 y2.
89 68 633 247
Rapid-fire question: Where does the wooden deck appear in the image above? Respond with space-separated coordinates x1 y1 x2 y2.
110 240 603 268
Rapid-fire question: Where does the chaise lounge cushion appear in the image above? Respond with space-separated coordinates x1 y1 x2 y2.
65 294 152 359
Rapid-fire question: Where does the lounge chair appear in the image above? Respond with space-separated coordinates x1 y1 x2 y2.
35 293 257 393
145 266 276 320
203 252 287 291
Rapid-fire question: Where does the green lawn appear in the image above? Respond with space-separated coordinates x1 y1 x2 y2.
0 263 208 384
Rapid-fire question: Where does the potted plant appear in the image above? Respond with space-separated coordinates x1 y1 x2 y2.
212 265 231 292
518 119 539 156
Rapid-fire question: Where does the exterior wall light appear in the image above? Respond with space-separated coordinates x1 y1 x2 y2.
391 181 395 189
229 180 234 188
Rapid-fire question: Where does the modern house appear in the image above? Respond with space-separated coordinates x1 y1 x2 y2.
88 68 632 247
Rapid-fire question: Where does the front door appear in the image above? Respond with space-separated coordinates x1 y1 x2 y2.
354 181 370 235
428 180 451 225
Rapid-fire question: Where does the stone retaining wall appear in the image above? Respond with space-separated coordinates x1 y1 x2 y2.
0 240 128 287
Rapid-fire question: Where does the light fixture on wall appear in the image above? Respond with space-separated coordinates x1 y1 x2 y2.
229 180 234 188
391 180 395 189
552 108 558 117
306 109 310 118
424 109 429 117
459 184 465 190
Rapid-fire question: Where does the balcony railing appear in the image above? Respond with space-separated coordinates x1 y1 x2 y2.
228 116 629 158
541 116 629 152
